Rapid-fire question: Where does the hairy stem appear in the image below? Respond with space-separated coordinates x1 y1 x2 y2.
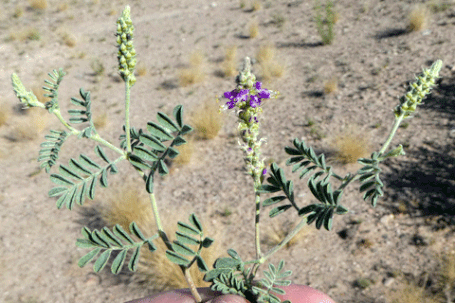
254 176 262 260
260 216 308 263
379 113 404 155
124 81 132 154
90 133 126 156
53 109 79 135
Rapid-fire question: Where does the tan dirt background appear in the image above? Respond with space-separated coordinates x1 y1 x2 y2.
1 0 455 302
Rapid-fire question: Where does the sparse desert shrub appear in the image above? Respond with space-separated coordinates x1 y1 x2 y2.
173 138 194 166
331 126 371 164
408 5 430 32
28 0 48 10
61 32 76 47
222 46 237 77
314 0 336 45
135 61 147 76
13 5 24 18
57 3 68 12
0 100 10 127
323 77 338 94
252 0 261 11
190 100 223 140
248 19 259 38
90 58 105 76
93 113 107 129
11 108 47 141
178 50 205 86
256 44 285 81
261 219 313 249
10 28 41 41
271 13 286 29
388 281 439 303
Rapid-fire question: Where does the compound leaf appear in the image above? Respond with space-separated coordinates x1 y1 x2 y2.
111 249 127 274
78 247 101 268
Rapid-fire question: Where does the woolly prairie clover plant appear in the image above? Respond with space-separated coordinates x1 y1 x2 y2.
11 6 443 303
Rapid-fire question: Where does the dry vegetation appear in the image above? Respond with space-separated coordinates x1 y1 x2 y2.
0 100 10 127
172 139 194 166
9 28 41 41
178 50 206 86
323 77 338 94
100 184 221 291
330 125 371 164
135 61 147 77
11 108 48 142
190 100 223 140
255 44 285 82
221 46 237 77
248 19 260 38
93 113 107 129
28 0 47 10
261 218 313 249
407 5 430 32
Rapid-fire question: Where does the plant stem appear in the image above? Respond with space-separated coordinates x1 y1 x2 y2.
53 109 79 135
185 268 202 303
254 177 262 260
260 216 308 263
90 133 126 156
379 113 404 155
124 81 132 154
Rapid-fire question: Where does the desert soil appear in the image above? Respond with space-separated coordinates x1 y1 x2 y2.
1 0 455 302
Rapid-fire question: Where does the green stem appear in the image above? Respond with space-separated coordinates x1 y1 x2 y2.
53 109 79 135
124 81 132 154
90 133 126 156
260 216 308 263
379 114 404 155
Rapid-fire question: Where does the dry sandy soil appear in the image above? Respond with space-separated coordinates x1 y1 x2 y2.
1 0 455 302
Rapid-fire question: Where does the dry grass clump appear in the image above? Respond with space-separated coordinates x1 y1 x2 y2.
100 186 222 291
13 5 24 18
222 46 237 77
256 45 285 82
57 3 68 12
93 113 107 129
9 28 41 41
135 61 147 76
323 77 338 94
0 100 11 127
261 218 313 249
100 185 155 231
190 100 223 140
388 281 439 303
248 19 260 38
408 5 430 32
28 0 48 10
11 108 48 141
252 0 262 11
61 32 76 47
172 139 194 166
331 126 371 164
178 50 205 86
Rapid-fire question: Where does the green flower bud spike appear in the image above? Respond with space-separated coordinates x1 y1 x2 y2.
380 60 442 156
11 73 45 109
116 5 136 87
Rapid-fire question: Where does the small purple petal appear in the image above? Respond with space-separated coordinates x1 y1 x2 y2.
249 95 260 108
226 100 236 109
258 90 271 99
262 168 267 175
237 89 249 102
255 82 262 90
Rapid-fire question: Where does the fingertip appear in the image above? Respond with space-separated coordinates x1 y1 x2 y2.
207 294 251 303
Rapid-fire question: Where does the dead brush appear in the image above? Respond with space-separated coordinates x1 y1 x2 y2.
323 77 338 94
248 19 260 38
222 46 237 77
172 138 194 166
388 280 440 303
330 125 372 164
28 0 47 10
100 186 221 291
190 100 223 140
408 5 430 32
178 50 205 86
255 44 285 82
261 218 313 249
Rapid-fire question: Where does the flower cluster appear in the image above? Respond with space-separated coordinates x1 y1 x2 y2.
116 5 137 86
223 81 272 110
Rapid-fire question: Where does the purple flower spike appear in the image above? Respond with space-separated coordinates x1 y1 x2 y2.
224 89 249 109
262 168 267 175
249 95 261 108
255 82 271 99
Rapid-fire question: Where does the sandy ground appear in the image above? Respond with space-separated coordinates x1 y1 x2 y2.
1 0 455 302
